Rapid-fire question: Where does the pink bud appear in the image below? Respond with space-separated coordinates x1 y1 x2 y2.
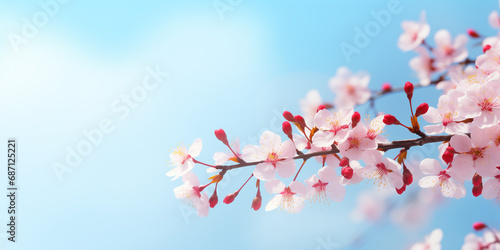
404 81 414 100
214 129 228 145
472 183 483 197
341 166 353 179
251 190 262 211
382 82 392 92
351 112 361 128
316 104 326 112
383 114 400 125
209 191 218 208
396 185 406 195
473 222 487 231
484 44 492 53
283 111 295 122
415 103 429 117
223 191 239 204
403 165 413 186
467 28 480 38
294 115 307 130
282 121 293 140
339 157 349 167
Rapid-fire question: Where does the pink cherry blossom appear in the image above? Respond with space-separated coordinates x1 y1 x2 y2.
398 11 430 52
457 84 500 128
309 144 340 167
451 127 500 178
410 228 443 250
166 138 202 180
462 230 500 250
450 67 499 92
212 138 241 165
433 29 468 68
173 171 209 217
476 43 500 74
328 67 371 107
339 160 364 185
418 158 466 199
312 107 353 147
361 151 404 190
242 131 296 181
264 180 307 213
366 115 388 143
410 46 435 86
338 123 377 160
422 89 469 135
300 89 323 126
292 133 309 151
305 166 345 203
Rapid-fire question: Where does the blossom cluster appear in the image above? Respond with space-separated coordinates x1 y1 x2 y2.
166 9 500 218
410 222 500 250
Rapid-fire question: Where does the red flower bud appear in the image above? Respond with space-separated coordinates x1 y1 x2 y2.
442 150 454 164
467 28 480 38
209 191 218 208
283 111 295 122
339 157 349 167
282 121 293 140
473 222 487 231
446 146 455 154
403 165 413 186
294 115 307 130
316 104 326 112
223 191 239 204
214 129 229 145
484 44 492 53
382 82 392 92
341 166 354 179
404 81 414 100
383 114 400 125
251 190 262 211
351 112 361 128
472 183 483 197
472 173 482 187
396 185 406 195
415 103 429 117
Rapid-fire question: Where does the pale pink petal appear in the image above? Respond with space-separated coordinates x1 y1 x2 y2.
276 159 296 179
241 145 265 162
289 181 307 197
318 166 337 182
419 176 440 188
253 162 276 181
188 138 203 157
264 179 285 194
420 158 443 175
260 131 282 152
326 184 346 202
280 140 296 158
305 174 319 187
450 134 472 153
265 195 282 211
483 178 500 199
213 152 231 165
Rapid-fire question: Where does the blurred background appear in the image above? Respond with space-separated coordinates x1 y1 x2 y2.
0 0 498 249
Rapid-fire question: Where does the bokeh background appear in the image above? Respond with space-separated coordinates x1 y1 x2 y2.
0 0 499 249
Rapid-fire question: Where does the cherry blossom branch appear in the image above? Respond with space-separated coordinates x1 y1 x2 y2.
215 134 455 172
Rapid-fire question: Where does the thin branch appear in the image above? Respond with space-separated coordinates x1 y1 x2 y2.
216 134 455 171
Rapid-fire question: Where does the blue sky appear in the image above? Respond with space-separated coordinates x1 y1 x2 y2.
0 0 499 249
